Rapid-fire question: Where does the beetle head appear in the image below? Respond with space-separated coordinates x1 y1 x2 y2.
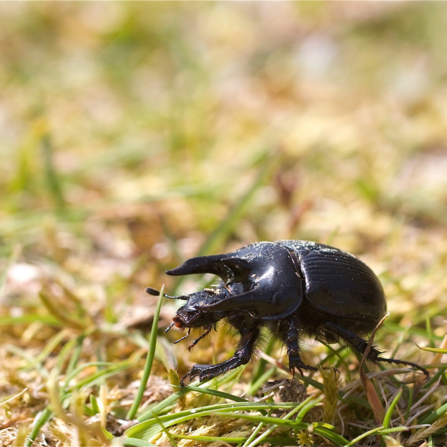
146 286 228 329
166 242 303 320
173 288 228 328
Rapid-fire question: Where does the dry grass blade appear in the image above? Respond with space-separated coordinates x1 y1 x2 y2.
38 289 86 331
1 4 447 446
47 373 111 446
406 412 447 446
0 389 27 407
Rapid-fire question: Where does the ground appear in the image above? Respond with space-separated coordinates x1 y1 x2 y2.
1 3 447 446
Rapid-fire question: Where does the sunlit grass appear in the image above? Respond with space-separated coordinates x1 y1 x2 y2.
1 2 447 446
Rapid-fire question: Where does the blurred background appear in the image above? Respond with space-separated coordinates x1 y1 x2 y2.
1 2 447 436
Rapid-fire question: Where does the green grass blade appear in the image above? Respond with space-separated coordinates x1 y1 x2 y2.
245 401 304 447
178 384 249 403
377 427 410 435
54 337 77 374
295 395 324 423
21 329 68 371
420 401 447 425
418 346 447 354
25 408 53 447
41 131 66 213
198 162 271 256
0 315 61 327
314 426 350 446
65 362 114 386
344 426 383 447
0 245 21 300
383 388 402 429
172 434 246 442
246 367 277 397
123 438 157 447
127 402 300 440
73 358 140 390
135 368 245 423
89 394 100 415
135 387 190 424
66 335 85 378
152 415 178 447
242 421 264 447
127 286 165 420
214 411 305 428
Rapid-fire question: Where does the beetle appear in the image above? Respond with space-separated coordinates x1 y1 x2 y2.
148 240 428 384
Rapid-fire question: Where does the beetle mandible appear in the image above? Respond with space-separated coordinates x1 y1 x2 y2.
148 240 428 384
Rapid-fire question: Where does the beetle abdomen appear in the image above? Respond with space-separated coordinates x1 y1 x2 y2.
278 240 386 329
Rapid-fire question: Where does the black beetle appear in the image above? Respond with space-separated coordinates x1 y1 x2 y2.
148 240 428 384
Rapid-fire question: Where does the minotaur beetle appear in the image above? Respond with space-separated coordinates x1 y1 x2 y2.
148 240 428 384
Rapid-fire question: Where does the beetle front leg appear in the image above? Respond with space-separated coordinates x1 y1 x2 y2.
181 327 260 386
286 318 318 375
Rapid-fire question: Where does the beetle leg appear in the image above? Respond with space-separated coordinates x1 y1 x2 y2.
181 327 260 386
173 327 191 344
286 318 318 375
373 356 429 379
188 325 212 351
324 322 429 379
164 322 176 334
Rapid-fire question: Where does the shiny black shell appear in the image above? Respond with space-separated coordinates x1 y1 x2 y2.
279 240 386 326
166 240 386 327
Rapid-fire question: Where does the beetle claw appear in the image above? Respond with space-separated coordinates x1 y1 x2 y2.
289 355 319 376
180 364 207 386
291 366 302 377
180 375 189 387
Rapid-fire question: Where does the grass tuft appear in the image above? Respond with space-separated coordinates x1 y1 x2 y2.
2 3 447 446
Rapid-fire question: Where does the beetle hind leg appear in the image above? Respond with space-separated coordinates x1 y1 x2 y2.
324 322 429 379
373 356 429 379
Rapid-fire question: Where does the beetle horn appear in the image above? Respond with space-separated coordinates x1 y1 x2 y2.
166 253 249 281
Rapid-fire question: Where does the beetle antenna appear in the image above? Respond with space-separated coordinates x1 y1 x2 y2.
145 287 188 300
174 328 191 344
146 287 161 296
